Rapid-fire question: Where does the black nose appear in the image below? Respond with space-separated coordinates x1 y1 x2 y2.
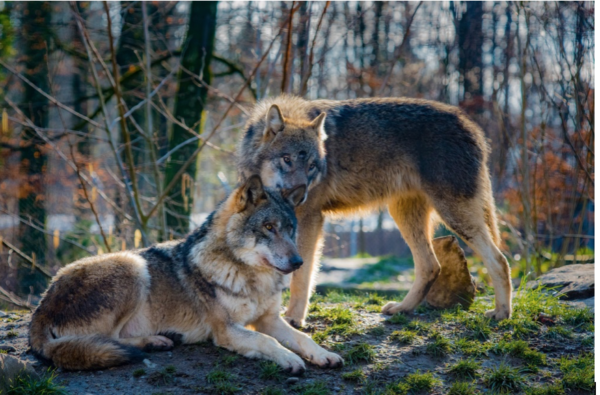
289 255 303 269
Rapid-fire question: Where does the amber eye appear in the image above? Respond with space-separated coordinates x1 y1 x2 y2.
309 163 316 170
283 155 292 164
265 223 274 232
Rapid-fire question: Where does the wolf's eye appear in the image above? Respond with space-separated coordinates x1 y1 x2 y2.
282 155 292 164
309 163 316 170
264 223 275 232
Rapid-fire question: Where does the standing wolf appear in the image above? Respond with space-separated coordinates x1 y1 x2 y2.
238 96 512 327
29 176 342 372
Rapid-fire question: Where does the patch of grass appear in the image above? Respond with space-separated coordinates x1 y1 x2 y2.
312 331 328 345
499 317 539 339
454 338 490 357
447 381 479 395
581 336 593 347
426 335 452 357
447 359 479 380
309 305 361 341
492 340 547 367
7 369 66 395
345 342 376 364
206 368 234 384
221 354 239 367
403 371 440 393
368 325 386 336
348 255 410 284
342 368 366 383
545 326 573 339
383 381 410 395
562 308 593 328
261 387 285 395
524 383 565 395
388 313 410 325
147 365 177 386
5 330 18 338
483 362 524 394
390 330 417 345
406 320 431 334
132 368 146 378
212 382 240 395
206 367 239 395
259 361 282 381
294 380 330 395
461 316 492 341
559 353 594 392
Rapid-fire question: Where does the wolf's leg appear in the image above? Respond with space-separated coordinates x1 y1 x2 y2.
254 312 343 368
212 323 306 375
285 209 324 328
382 194 441 315
432 194 512 320
119 336 174 352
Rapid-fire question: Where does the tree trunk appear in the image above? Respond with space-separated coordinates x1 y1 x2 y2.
457 1 483 104
164 1 217 236
18 1 51 295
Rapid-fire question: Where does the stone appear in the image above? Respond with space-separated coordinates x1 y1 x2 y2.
286 377 299 385
527 264 594 300
0 311 7 318
0 354 39 393
0 345 16 353
425 235 476 309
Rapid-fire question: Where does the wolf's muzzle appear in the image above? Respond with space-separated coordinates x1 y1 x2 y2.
289 255 304 270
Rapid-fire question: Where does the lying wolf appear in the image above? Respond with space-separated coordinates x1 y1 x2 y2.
238 96 512 327
29 176 343 372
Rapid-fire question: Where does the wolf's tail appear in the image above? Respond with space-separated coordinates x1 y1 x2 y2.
29 321 145 370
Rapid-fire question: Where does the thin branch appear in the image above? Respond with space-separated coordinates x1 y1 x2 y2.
1 239 52 278
301 1 330 96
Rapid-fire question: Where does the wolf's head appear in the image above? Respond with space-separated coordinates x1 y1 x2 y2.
239 103 327 205
223 175 305 274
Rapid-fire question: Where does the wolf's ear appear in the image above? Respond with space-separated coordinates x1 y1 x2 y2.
264 104 285 141
237 175 267 211
281 184 307 207
310 112 328 141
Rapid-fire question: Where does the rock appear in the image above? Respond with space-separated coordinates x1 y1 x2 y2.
0 311 7 318
527 264 594 300
565 297 594 311
425 236 476 309
0 345 16 353
286 377 299 385
142 359 156 369
0 354 40 393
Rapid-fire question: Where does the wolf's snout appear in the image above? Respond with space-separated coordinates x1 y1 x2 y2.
289 255 304 269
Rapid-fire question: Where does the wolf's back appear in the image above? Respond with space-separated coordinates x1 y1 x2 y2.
29 319 145 370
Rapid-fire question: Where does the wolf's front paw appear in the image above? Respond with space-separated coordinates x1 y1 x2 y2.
276 351 306 376
142 335 174 352
284 315 306 329
381 301 412 316
485 308 511 321
309 348 343 369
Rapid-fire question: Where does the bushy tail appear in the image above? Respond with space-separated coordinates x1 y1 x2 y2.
30 322 145 370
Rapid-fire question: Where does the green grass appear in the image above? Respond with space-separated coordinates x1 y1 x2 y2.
581 336 593 347
5 330 18 338
342 368 366 383
498 317 539 339
426 335 452 357
406 320 431 334
261 387 285 395
454 338 490 357
206 368 234 384
492 340 547 367
368 325 386 336
390 330 417 345
447 381 479 395
293 380 330 395
461 315 492 341
258 361 282 381
7 369 66 395
388 313 410 325
483 362 524 394
524 383 565 395
220 354 239 367
345 342 376 364
308 305 361 342
147 365 177 386
559 353 594 392
348 255 411 284
545 326 572 339
132 368 146 378
447 359 479 380
206 367 239 395
403 371 440 393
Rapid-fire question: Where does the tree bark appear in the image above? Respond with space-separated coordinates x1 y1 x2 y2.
164 1 218 235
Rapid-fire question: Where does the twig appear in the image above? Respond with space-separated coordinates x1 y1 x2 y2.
1 239 52 278
0 285 33 310
377 1 423 95
301 1 330 96
146 10 291 220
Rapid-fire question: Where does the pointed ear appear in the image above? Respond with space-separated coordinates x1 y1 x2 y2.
264 104 285 141
281 184 307 207
236 175 266 212
310 112 328 141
